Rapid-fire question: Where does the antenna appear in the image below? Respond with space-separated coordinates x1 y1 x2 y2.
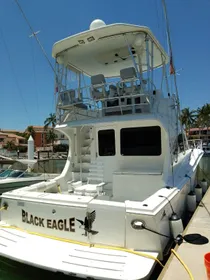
176 68 183 75
161 0 187 153
29 30 40 38
168 68 183 77
159 195 175 214
14 0 55 74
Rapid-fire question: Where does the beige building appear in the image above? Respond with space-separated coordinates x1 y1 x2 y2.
0 131 26 148
0 126 68 151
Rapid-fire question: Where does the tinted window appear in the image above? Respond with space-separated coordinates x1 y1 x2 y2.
120 126 161 156
98 129 115 156
8 171 24 178
0 169 13 177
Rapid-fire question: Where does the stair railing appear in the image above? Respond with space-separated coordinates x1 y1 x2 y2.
79 127 93 182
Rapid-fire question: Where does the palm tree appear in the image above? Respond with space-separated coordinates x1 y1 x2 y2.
4 141 16 151
180 107 197 137
26 126 35 139
44 113 57 151
197 103 210 140
46 130 57 151
44 113 56 130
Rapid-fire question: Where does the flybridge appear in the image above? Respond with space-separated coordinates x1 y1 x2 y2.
53 20 169 124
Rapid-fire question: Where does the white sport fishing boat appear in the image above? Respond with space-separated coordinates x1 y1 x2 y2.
0 168 58 194
0 18 203 280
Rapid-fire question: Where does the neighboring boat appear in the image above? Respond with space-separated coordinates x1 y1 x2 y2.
0 18 203 280
0 168 18 178
0 169 7 176
0 169 58 194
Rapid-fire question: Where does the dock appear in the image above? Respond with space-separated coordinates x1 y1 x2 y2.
158 187 210 280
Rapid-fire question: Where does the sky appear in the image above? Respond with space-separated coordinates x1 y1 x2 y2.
0 0 209 130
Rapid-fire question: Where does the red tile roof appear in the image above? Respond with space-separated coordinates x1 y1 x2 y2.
0 132 25 139
189 127 210 131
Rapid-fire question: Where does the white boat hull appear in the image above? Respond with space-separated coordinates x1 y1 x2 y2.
0 158 202 280
0 225 158 280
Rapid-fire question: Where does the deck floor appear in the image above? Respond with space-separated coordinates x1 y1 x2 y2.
158 186 210 280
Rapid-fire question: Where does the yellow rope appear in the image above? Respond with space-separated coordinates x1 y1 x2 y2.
171 249 194 280
0 224 164 267
0 205 194 277
57 185 61 193
0 223 195 278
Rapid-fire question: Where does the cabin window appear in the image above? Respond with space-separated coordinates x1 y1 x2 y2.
98 129 115 156
120 126 161 156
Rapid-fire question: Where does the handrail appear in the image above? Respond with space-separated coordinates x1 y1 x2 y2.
79 126 85 182
17 169 28 178
56 77 155 108
79 128 92 182
58 77 155 95
57 92 151 108
57 92 152 123
80 141 92 182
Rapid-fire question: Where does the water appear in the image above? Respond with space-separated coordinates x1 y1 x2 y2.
0 157 210 279
0 257 71 280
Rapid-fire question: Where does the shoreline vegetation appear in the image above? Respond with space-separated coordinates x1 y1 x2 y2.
2 102 210 154
2 113 69 154
180 103 210 142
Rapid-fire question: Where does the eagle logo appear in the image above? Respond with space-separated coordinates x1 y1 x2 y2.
76 210 98 236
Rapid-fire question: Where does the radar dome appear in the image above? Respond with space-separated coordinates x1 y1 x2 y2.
89 19 106 30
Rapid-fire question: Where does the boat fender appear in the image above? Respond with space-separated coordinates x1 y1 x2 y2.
187 191 196 212
195 184 202 203
201 179 208 194
169 213 184 239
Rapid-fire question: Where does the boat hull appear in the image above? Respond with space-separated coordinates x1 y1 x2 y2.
0 225 159 280
0 167 200 280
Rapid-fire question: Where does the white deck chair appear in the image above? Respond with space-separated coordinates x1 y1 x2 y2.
59 89 75 106
73 161 105 196
119 67 138 95
91 74 107 100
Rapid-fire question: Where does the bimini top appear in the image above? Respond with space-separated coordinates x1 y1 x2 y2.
52 19 169 78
